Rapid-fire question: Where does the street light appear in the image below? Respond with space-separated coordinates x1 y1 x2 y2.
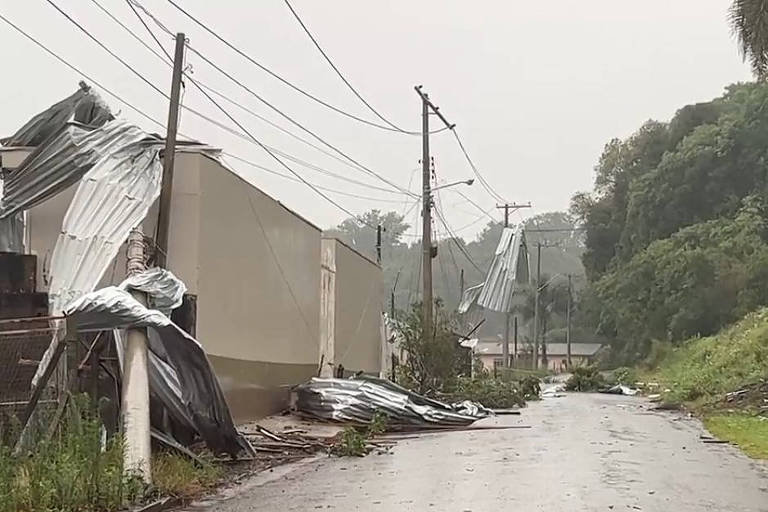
431 178 474 192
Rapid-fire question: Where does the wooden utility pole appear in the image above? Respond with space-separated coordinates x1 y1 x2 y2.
376 224 382 265
414 86 454 335
566 273 572 369
459 268 464 300
496 202 531 368
533 241 542 370
513 316 518 365
155 33 186 268
420 90 432 333
495 202 532 228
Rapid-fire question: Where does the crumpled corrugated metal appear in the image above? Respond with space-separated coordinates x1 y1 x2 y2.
1 82 112 147
459 226 530 314
65 268 251 457
30 120 166 388
296 376 491 428
1 120 158 220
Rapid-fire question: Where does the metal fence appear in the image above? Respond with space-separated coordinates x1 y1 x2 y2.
0 315 65 439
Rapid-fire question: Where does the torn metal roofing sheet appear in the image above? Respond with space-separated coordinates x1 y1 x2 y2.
296 376 491 428
1 82 113 147
0 119 156 219
65 269 251 457
459 226 531 314
458 283 483 314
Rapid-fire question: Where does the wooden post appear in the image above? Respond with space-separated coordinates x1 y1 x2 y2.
155 33 186 268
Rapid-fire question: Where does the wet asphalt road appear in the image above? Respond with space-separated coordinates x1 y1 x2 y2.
191 393 768 512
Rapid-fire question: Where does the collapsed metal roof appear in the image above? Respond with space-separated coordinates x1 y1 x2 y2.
458 225 531 314
2 82 113 147
4 85 246 456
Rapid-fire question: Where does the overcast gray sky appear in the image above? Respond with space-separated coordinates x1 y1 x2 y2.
0 0 752 240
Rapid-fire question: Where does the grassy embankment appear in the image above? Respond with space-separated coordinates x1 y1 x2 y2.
645 308 768 459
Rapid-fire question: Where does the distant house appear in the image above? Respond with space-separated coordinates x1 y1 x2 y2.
474 338 604 373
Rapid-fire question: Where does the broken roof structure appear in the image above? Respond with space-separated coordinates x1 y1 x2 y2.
0 86 248 456
458 225 531 314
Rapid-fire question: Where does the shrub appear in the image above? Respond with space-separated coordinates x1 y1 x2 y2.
333 428 368 457
565 366 605 391
519 375 542 400
449 376 525 409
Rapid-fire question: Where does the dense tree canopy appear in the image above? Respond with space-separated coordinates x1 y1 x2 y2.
573 82 768 362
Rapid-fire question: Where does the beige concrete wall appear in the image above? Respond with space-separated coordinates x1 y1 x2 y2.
330 238 382 375
197 155 320 420
24 151 200 295
17 148 323 420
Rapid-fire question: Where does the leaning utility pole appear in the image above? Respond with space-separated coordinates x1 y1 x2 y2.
533 241 542 370
122 32 185 484
566 273 572 369
415 86 454 335
496 202 531 367
155 33 186 268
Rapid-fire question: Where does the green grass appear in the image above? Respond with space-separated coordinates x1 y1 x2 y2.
152 452 222 499
0 395 225 511
647 308 768 405
704 414 768 459
0 397 144 512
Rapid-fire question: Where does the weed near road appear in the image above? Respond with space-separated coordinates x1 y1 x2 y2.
0 395 226 511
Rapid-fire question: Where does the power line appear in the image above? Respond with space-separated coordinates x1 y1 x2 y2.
52 0 416 199
5 7 382 226
432 205 483 273
183 63 378 228
452 188 498 222
183 44 415 193
0 11 166 131
450 128 507 204
43 0 405 222
161 0 446 136
222 153 414 204
282 0 409 133
115 0 406 198
118 0 383 185
179 40 417 197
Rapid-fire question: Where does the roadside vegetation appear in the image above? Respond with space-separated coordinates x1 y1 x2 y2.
332 411 388 457
643 309 768 458
0 395 224 511
393 302 537 409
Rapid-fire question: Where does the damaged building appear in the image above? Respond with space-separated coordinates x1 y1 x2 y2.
0 85 386 433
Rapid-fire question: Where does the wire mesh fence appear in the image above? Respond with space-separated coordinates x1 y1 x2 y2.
0 316 65 438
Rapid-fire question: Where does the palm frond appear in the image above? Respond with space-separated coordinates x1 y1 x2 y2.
729 0 768 79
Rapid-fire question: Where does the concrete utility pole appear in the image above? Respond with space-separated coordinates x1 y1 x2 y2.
496 202 531 368
414 86 454 336
155 33 186 268
123 32 185 483
566 273 572 369
123 229 151 482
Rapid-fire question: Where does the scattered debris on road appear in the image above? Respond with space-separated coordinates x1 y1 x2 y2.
296 376 494 429
601 384 639 396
